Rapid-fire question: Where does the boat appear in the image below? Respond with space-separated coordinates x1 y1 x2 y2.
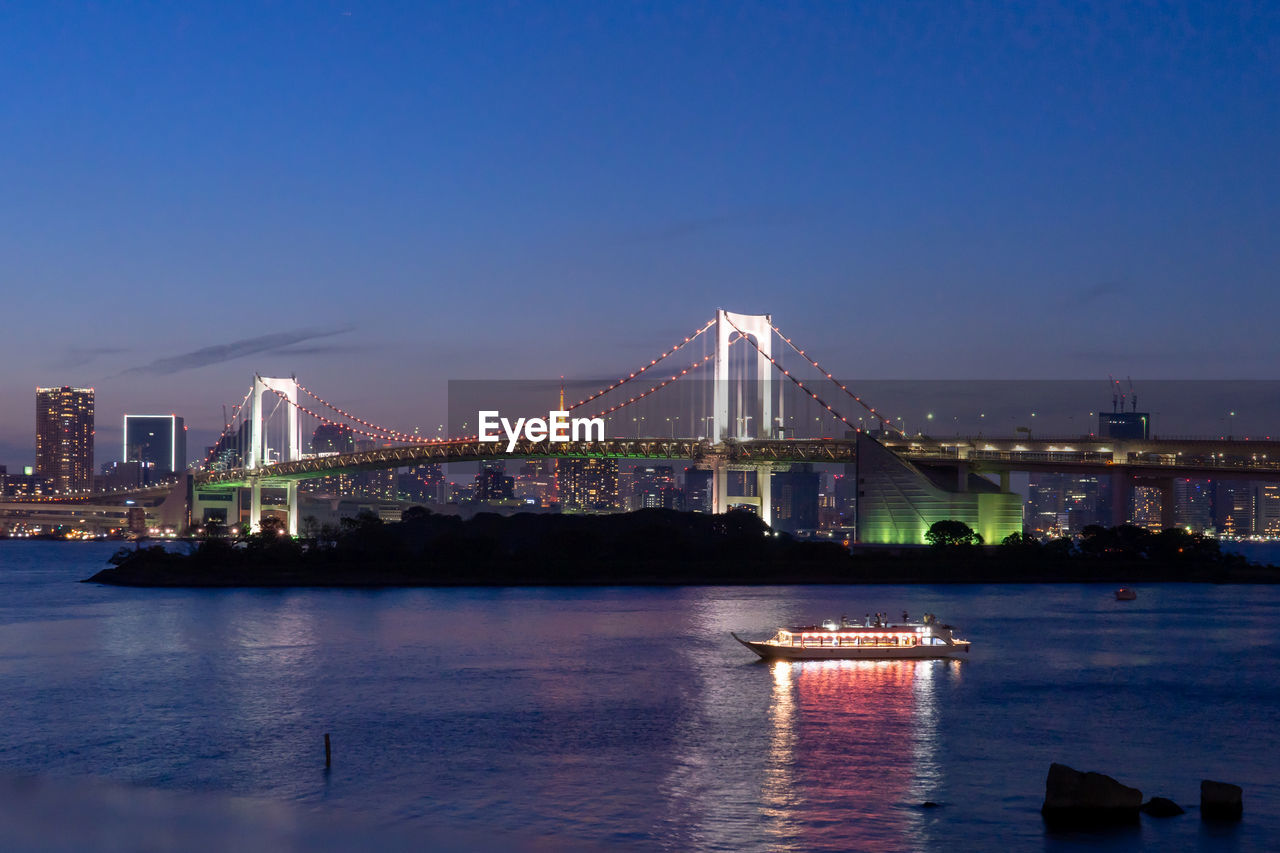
732 615 971 660
1115 588 1137 600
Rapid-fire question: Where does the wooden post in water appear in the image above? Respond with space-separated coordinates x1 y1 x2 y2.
324 733 331 769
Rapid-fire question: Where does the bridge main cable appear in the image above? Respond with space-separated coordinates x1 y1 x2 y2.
720 313 869 436
269 388 444 444
294 381 441 444
567 318 715 412
198 388 253 469
581 337 744 421
770 322 906 436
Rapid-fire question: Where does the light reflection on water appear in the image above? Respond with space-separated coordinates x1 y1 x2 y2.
759 659 962 851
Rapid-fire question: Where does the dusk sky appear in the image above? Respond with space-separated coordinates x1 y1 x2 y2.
2 1 1277 467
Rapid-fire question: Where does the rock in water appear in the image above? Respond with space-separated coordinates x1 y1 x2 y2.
1200 780 1243 821
1041 762 1143 828
1141 797 1186 817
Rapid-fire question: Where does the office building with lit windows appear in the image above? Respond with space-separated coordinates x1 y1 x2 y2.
560 458 619 512
35 386 95 493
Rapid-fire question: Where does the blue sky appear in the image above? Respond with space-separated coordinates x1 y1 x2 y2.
1 1 1277 466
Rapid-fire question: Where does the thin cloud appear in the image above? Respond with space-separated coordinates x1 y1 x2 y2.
116 326 355 376
1068 280 1126 306
54 346 130 369
270 342 375 357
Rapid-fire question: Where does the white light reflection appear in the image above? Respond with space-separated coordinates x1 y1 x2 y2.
758 658 962 850
904 660 955 850
760 660 799 850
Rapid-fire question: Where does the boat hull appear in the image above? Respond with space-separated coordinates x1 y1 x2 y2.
732 633 970 661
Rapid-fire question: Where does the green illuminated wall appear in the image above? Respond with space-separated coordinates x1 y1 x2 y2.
854 434 1022 545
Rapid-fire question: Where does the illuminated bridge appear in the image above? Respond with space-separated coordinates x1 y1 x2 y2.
6 309 1279 541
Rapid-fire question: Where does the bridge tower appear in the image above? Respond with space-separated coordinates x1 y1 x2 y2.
246 375 303 535
711 310 776 525
713 309 774 441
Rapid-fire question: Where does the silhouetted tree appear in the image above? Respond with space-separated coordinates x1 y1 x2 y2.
1001 531 1039 548
402 505 432 523
925 520 983 547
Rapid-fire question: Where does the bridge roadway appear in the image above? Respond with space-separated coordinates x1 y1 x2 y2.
192 437 857 488
190 433 1280 489
4 433 1277 516
879 434 1280 481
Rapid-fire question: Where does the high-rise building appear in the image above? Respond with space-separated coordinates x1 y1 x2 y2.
832 472 857 526
399 463 446 504
1025 473 1067 537
1131 486 1163 531
353 439 397 499
304 424 356 496
560 458 619 512
1255 484 1280 536
206 421 251 470
475 460 515 501
1098 412 1150 440
683 467 712 512
1026 473 1103 537
514 459 557 506
1174 478 1213 532
123 414 187 474
36 386 95 493
312 423 356 455
629 465 677 510
771 463 820 534
1215 482 1255 537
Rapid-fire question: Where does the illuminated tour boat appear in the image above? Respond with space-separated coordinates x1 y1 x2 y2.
733 614 971 660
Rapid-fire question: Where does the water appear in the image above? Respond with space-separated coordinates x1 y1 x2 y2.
1222 540 1280 566
0 542 1276 851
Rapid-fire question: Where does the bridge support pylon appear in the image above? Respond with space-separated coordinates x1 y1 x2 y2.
711 460 774 528
714 310 774 441
246 375 303 535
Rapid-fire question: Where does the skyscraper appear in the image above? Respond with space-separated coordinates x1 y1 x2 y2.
560 458 619 512
304 423 356 496
683 467 713 513
771 463 820 534
35 386 95 493
475 460 515 501
629 465 677 510
123 414 187 474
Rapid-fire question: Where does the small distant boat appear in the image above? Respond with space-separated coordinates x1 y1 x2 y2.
733 615 970 660
1115 588 1137 601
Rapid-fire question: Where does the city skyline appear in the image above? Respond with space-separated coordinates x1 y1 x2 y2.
3 3 1277 465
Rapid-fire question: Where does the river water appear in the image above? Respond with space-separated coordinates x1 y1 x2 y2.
0 542 1275 851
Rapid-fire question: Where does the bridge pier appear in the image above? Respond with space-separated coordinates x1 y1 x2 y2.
247 478 300 536
250 480 262 533
287 481 299 536
711 461 774 527
1110 471 1133 527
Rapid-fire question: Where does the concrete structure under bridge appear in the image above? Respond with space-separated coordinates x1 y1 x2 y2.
0 478 189 536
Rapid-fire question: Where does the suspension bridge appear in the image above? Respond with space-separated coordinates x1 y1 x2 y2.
5 309 1280 542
